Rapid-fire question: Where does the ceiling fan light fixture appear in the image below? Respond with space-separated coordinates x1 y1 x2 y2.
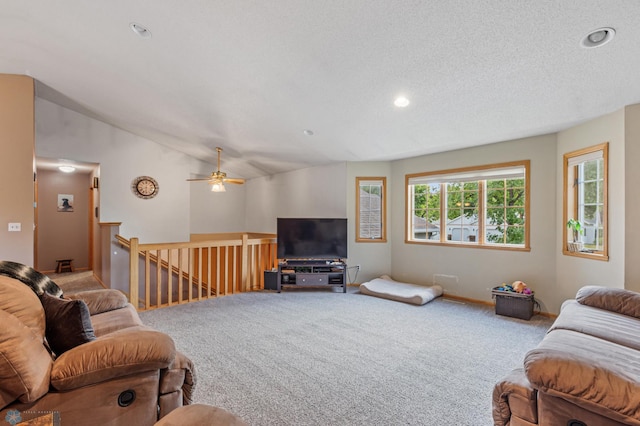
186 146 244 190
211 180 226 192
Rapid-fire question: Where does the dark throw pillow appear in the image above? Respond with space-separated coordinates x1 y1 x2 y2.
39 292 96 356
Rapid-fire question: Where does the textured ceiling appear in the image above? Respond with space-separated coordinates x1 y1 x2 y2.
2 1 640 179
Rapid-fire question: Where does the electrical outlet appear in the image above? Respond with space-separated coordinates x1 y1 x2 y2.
356 264 361 270
8 223 21 232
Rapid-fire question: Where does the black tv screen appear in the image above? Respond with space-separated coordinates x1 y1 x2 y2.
277 218 348 260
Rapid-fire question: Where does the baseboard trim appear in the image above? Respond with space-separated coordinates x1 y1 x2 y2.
93 272 108 289
327 282 558 319
443 293 558 319
42 266 90 275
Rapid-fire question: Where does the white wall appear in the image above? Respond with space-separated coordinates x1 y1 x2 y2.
244 162 348 233
243 175 282 232
625 104 640 293
389 135 559 311
556 109 626 302
189 179 247 233
35 98 201 243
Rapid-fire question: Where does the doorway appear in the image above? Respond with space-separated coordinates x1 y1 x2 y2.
34 158 99 274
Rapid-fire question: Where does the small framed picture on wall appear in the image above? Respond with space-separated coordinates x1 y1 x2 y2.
57 194 74 212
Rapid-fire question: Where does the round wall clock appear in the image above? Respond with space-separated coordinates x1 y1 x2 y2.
131 176 159 199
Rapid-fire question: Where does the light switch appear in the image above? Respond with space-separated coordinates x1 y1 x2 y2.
8 223 21 232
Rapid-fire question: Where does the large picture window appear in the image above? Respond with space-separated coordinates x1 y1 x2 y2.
406 161 530 250
563 143 608 260
356 177 386 242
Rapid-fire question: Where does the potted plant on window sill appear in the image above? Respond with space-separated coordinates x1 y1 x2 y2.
567 219 584 252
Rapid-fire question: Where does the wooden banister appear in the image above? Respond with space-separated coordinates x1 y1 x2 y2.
116 233 277 311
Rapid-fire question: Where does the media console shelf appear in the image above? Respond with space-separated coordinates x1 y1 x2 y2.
277 260 347 293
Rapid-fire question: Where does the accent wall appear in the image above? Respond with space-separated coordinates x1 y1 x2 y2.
0 75 35 265
36 168 91 272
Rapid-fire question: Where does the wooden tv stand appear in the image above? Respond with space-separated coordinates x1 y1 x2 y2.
277 260 347 293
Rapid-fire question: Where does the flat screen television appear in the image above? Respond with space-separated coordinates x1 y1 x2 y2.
277 218 348 260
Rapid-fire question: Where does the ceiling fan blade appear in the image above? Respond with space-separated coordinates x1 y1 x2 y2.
224 178 245 184
187 148 245 186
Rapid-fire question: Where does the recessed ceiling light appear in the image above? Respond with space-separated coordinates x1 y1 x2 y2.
394 96 410 108
303 129 314 136
130 22 152 39
58 166 76 173
581 27 615 48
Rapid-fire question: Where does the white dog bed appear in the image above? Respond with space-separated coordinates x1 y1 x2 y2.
359 275 443 305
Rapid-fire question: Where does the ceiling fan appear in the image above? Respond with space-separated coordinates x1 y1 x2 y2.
186 147 245 192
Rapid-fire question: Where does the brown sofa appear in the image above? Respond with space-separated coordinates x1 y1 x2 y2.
493 285 640 426
0 274 196 425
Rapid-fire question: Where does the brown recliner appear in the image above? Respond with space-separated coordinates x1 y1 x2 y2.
493 286 640 426
0 275 196 425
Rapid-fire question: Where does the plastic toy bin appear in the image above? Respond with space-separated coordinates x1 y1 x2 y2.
492 287 534 320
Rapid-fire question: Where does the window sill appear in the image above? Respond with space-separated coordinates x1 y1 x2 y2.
563 249 608 261
405 239 530 252
356 238 387 243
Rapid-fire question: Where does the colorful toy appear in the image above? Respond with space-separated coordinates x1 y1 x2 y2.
495 280 533 295
512 280 527 293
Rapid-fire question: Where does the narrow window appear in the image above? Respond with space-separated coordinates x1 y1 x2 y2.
563 143 608 260
356 177 386 242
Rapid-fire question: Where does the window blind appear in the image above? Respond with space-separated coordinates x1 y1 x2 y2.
408 165 525 186
359 180 384 187
567 150 603 168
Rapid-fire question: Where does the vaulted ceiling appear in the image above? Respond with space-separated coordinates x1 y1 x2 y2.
2 1 639 179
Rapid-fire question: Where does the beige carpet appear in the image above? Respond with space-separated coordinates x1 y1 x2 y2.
54 274 553 425
48 271 105 293
140 287 553 426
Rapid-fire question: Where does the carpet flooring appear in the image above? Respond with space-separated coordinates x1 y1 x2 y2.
49 271 105 293
139 287 552 426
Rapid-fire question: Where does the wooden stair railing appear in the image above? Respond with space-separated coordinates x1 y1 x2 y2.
116 233 277 311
